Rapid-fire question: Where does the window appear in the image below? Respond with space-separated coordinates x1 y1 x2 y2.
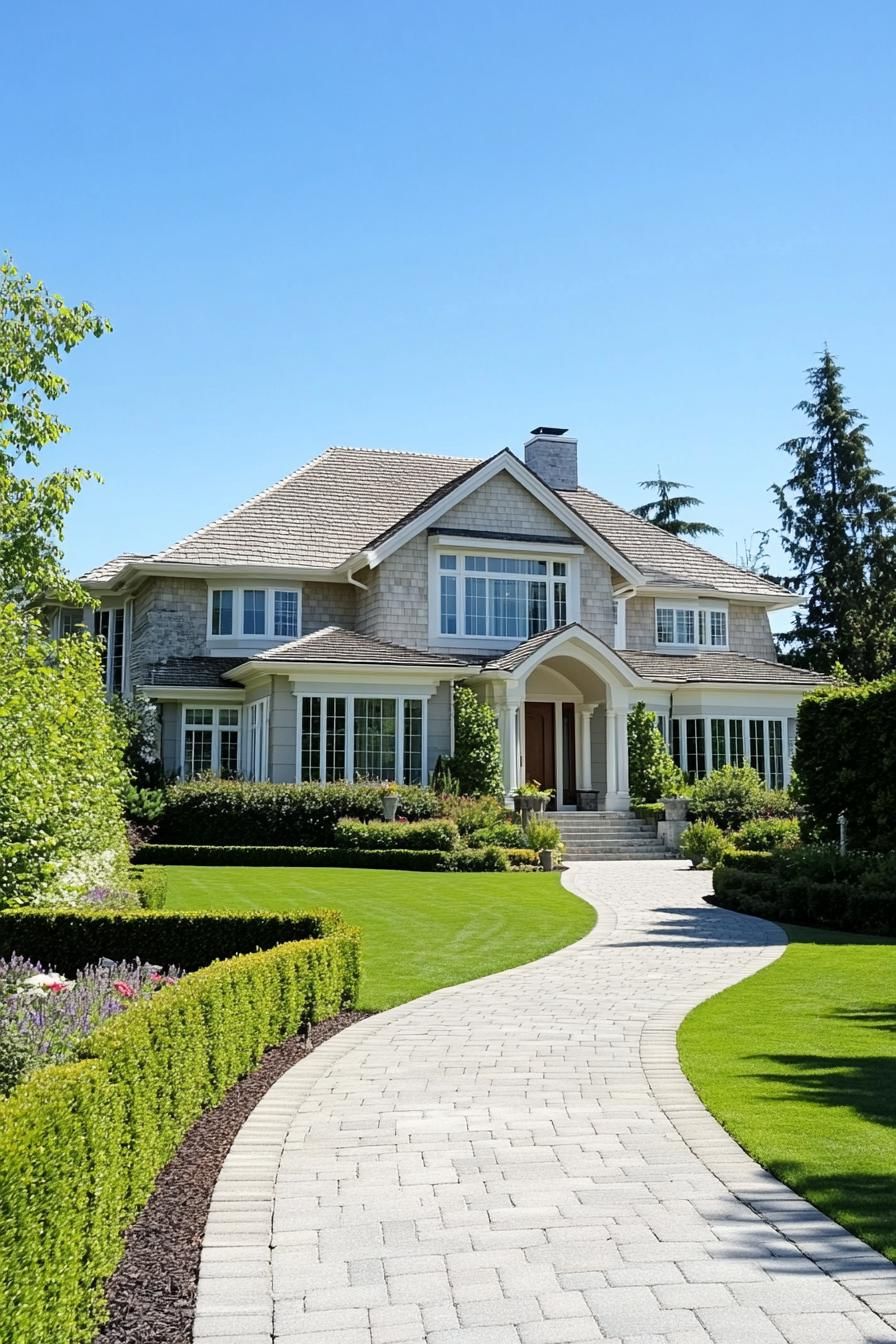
749 719 766 780
668 715 789 786
182 705 240 778
298 695 426 785
684 717 706 777
612 596 626 648
438 551 574 639
98 608 125 695
729 719 745 766
208 587 301 641
56 608 82 639
246 698 270 780
768 720 785 790
655 603 728 649
710 718 727 770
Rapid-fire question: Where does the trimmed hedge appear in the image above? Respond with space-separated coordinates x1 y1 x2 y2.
0 907 347 976
156 778 440 846
710 847 896 935
0 921 359 1344
335 817 460 852
133 844 514 872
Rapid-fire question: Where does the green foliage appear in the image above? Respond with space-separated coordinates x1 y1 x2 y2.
730 817 801 852
0 906 349 976
503 847 540 870
468 821 525 849
711 846 896 935
451 685 503 797
0 605 128 907
524 818 563 852
157 778 440 846
0 922 359 1344
120 784 167 823
130 865 167 909
335 818 460 852
773 349 896 680
679 819 731 870
452 845 509 872
110 694 163 790
439 794 508 835
632 466 720 537
793 676 896 851
633 802 665 823
689 765 770 832
0 257 111 609
134 843 513 872
627 703 686 802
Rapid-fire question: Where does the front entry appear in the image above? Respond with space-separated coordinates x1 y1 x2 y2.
524 701 556 793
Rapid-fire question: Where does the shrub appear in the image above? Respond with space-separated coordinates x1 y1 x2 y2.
468 821 526 849
121 784 167 824
730 817 801 852
440 794 509 836
135 844 480 871
627 702 686 802
689 765 768 832
131 864 167 909
679 819 731 870
0 907 348 976
503 848 540 870
710 846 896 935
633 802 665 824
452 845 509 872
525 818 563 853
451 685 503 796
0 922 359 1344
335 818 460 852
156 778 441 846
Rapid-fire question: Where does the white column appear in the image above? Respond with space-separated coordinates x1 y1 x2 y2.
494 686 523 802
605 708 618 796
577 704 595 790
604 694 631 812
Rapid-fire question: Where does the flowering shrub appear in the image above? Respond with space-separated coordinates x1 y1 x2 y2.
0 954 180 1095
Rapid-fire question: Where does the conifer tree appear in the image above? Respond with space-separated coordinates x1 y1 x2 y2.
773 349 896 679
633 468 720 537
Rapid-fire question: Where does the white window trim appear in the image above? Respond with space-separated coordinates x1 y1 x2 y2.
612 596 626 649
669 714 789 788
96 605 127 697
428 545 580 645
245 697 270 780
207 585 302 643
296 693 430 785
655 600 729 651
180 704 242 777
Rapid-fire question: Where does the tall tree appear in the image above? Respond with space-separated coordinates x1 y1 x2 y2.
0 255 111 608
773 349 896 679
633 468 720 537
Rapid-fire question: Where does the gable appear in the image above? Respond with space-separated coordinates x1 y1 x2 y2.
435 468 576 539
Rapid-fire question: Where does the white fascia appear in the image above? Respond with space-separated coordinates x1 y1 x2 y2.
136 685 245 702
637 582 800 611
350 451 645 586
223 659 480 683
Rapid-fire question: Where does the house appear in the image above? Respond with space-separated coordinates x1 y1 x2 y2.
61 429 826 808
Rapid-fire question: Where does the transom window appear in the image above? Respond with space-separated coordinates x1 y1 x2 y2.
182 705 240 778
655 602 728 649
298 695 425 785
208 586 301 641
664 714 787 788
438 552 572 640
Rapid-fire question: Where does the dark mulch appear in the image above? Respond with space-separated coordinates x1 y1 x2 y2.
95 1009 370 1344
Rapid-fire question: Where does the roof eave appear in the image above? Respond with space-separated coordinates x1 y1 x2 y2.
223 657 480 681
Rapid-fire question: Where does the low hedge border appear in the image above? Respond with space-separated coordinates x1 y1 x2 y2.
335 817 460 851
709 848 896 936
0 920 360 1344
133 844 516 872
0 907 348 976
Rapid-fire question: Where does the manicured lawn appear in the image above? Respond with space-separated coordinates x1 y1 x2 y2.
165 867 594 1011
679 924 896 1260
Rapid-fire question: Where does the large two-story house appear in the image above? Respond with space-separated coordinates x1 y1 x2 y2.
59 429 826 809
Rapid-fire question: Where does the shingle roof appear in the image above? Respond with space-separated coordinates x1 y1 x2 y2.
483 626 579 672
79 553 151 583
248 626 472 668
141 657 245 688
617 649 830 685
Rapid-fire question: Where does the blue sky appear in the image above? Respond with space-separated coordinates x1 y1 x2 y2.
4 0 895 593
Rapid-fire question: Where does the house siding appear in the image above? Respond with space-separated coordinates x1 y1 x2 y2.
356 534 430 650
302 581 358 634
130 577 207 688
623 596 777 660
579 552 615 644
436 472 576 538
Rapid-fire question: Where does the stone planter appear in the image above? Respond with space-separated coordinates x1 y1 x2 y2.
576 789 600 812
514 794 547 817
659 796 689 851
661 796 689 821
539 849 555 872
382 793 399 822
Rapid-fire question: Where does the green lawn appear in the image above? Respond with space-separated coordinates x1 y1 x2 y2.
679 925 896 1260
165 867 595 1011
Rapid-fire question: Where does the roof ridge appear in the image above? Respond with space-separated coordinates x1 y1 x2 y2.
327 445 484 464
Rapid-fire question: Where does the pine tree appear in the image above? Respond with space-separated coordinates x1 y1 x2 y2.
773 349 896 679
633 468 720 537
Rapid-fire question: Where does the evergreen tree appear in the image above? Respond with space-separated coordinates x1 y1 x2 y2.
773 349 896 680
633 468 720 537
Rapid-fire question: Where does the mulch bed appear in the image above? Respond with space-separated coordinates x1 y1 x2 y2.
95 1009 370 1344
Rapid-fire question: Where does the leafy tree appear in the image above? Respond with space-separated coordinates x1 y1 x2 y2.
627 703 685 802
633 467 720 537
451 685 503 796
773 349 896 679
734 528 772 574
110 694 163 789
0 256 111 608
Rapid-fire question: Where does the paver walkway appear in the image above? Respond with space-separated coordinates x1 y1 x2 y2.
194 861 896 1344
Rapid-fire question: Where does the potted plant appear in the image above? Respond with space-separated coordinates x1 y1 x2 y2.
512 781 553 817
381 783 400 821
525 817 563 871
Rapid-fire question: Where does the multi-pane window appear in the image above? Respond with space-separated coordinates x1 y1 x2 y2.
209 587 300 641
98 608 125 695
439 552 572 639
242 590 266 635
211 590 233 636
667 715 788 786
655 604 727 648
749 719 766 780
729 719 745 765
684 718 706 777
710 718 727 770
768 720 785 790
274 590 299 639
299 696 425 785
183 706 240 778
57 608 82 639
246 698 269 780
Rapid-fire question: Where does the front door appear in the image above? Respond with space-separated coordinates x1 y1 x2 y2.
524 702 556 793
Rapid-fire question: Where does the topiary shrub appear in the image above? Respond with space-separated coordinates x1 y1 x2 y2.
730 818 801 852
627 702 686 802
679 819 731 870
451 686 503 796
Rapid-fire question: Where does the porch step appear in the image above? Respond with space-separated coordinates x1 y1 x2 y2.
543 809 675 862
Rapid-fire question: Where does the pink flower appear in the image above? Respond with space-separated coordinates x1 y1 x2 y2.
113 980 135 999
47 981 67 994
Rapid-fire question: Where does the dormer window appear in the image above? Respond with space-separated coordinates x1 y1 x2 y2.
208 586 301 643
655 602 728 649
436 550 574 641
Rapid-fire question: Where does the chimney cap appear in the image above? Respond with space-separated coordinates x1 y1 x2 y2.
530 426 569 437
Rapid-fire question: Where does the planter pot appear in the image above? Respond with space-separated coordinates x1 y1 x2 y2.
382 794 399 822
515 795 546 816
662 796 688 822
576 789 599 812
539 848 555 872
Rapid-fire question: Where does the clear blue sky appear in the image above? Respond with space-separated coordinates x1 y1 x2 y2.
4 0 895 590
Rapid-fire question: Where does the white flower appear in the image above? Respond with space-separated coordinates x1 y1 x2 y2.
23 972 73 990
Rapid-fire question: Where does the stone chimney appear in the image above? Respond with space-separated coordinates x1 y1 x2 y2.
523 427 578 491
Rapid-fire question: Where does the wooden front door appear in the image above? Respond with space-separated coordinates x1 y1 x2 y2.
524 702 556 793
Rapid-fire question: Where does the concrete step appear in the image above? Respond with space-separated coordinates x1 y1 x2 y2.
563 851 675 861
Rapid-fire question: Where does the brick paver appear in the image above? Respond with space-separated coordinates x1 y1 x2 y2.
194 861 896 1343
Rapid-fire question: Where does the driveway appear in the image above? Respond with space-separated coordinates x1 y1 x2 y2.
194 860 896 1344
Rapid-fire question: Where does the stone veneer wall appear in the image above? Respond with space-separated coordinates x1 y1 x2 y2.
130 577 208 688
623 595 777 659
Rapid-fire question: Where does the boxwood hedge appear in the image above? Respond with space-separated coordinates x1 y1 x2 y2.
710 847 896 935
0 916 359 1344
133 844 512 871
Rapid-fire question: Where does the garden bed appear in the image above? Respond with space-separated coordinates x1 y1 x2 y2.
95 1009 368 1344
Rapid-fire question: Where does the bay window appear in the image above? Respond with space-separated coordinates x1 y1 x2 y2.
655 602 728 649
298 694 425 785
668 714 788 787
208 586 301 641
182 706 240 778
438 551 573 640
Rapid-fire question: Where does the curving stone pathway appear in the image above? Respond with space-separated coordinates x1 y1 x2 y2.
194 860 896 1344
